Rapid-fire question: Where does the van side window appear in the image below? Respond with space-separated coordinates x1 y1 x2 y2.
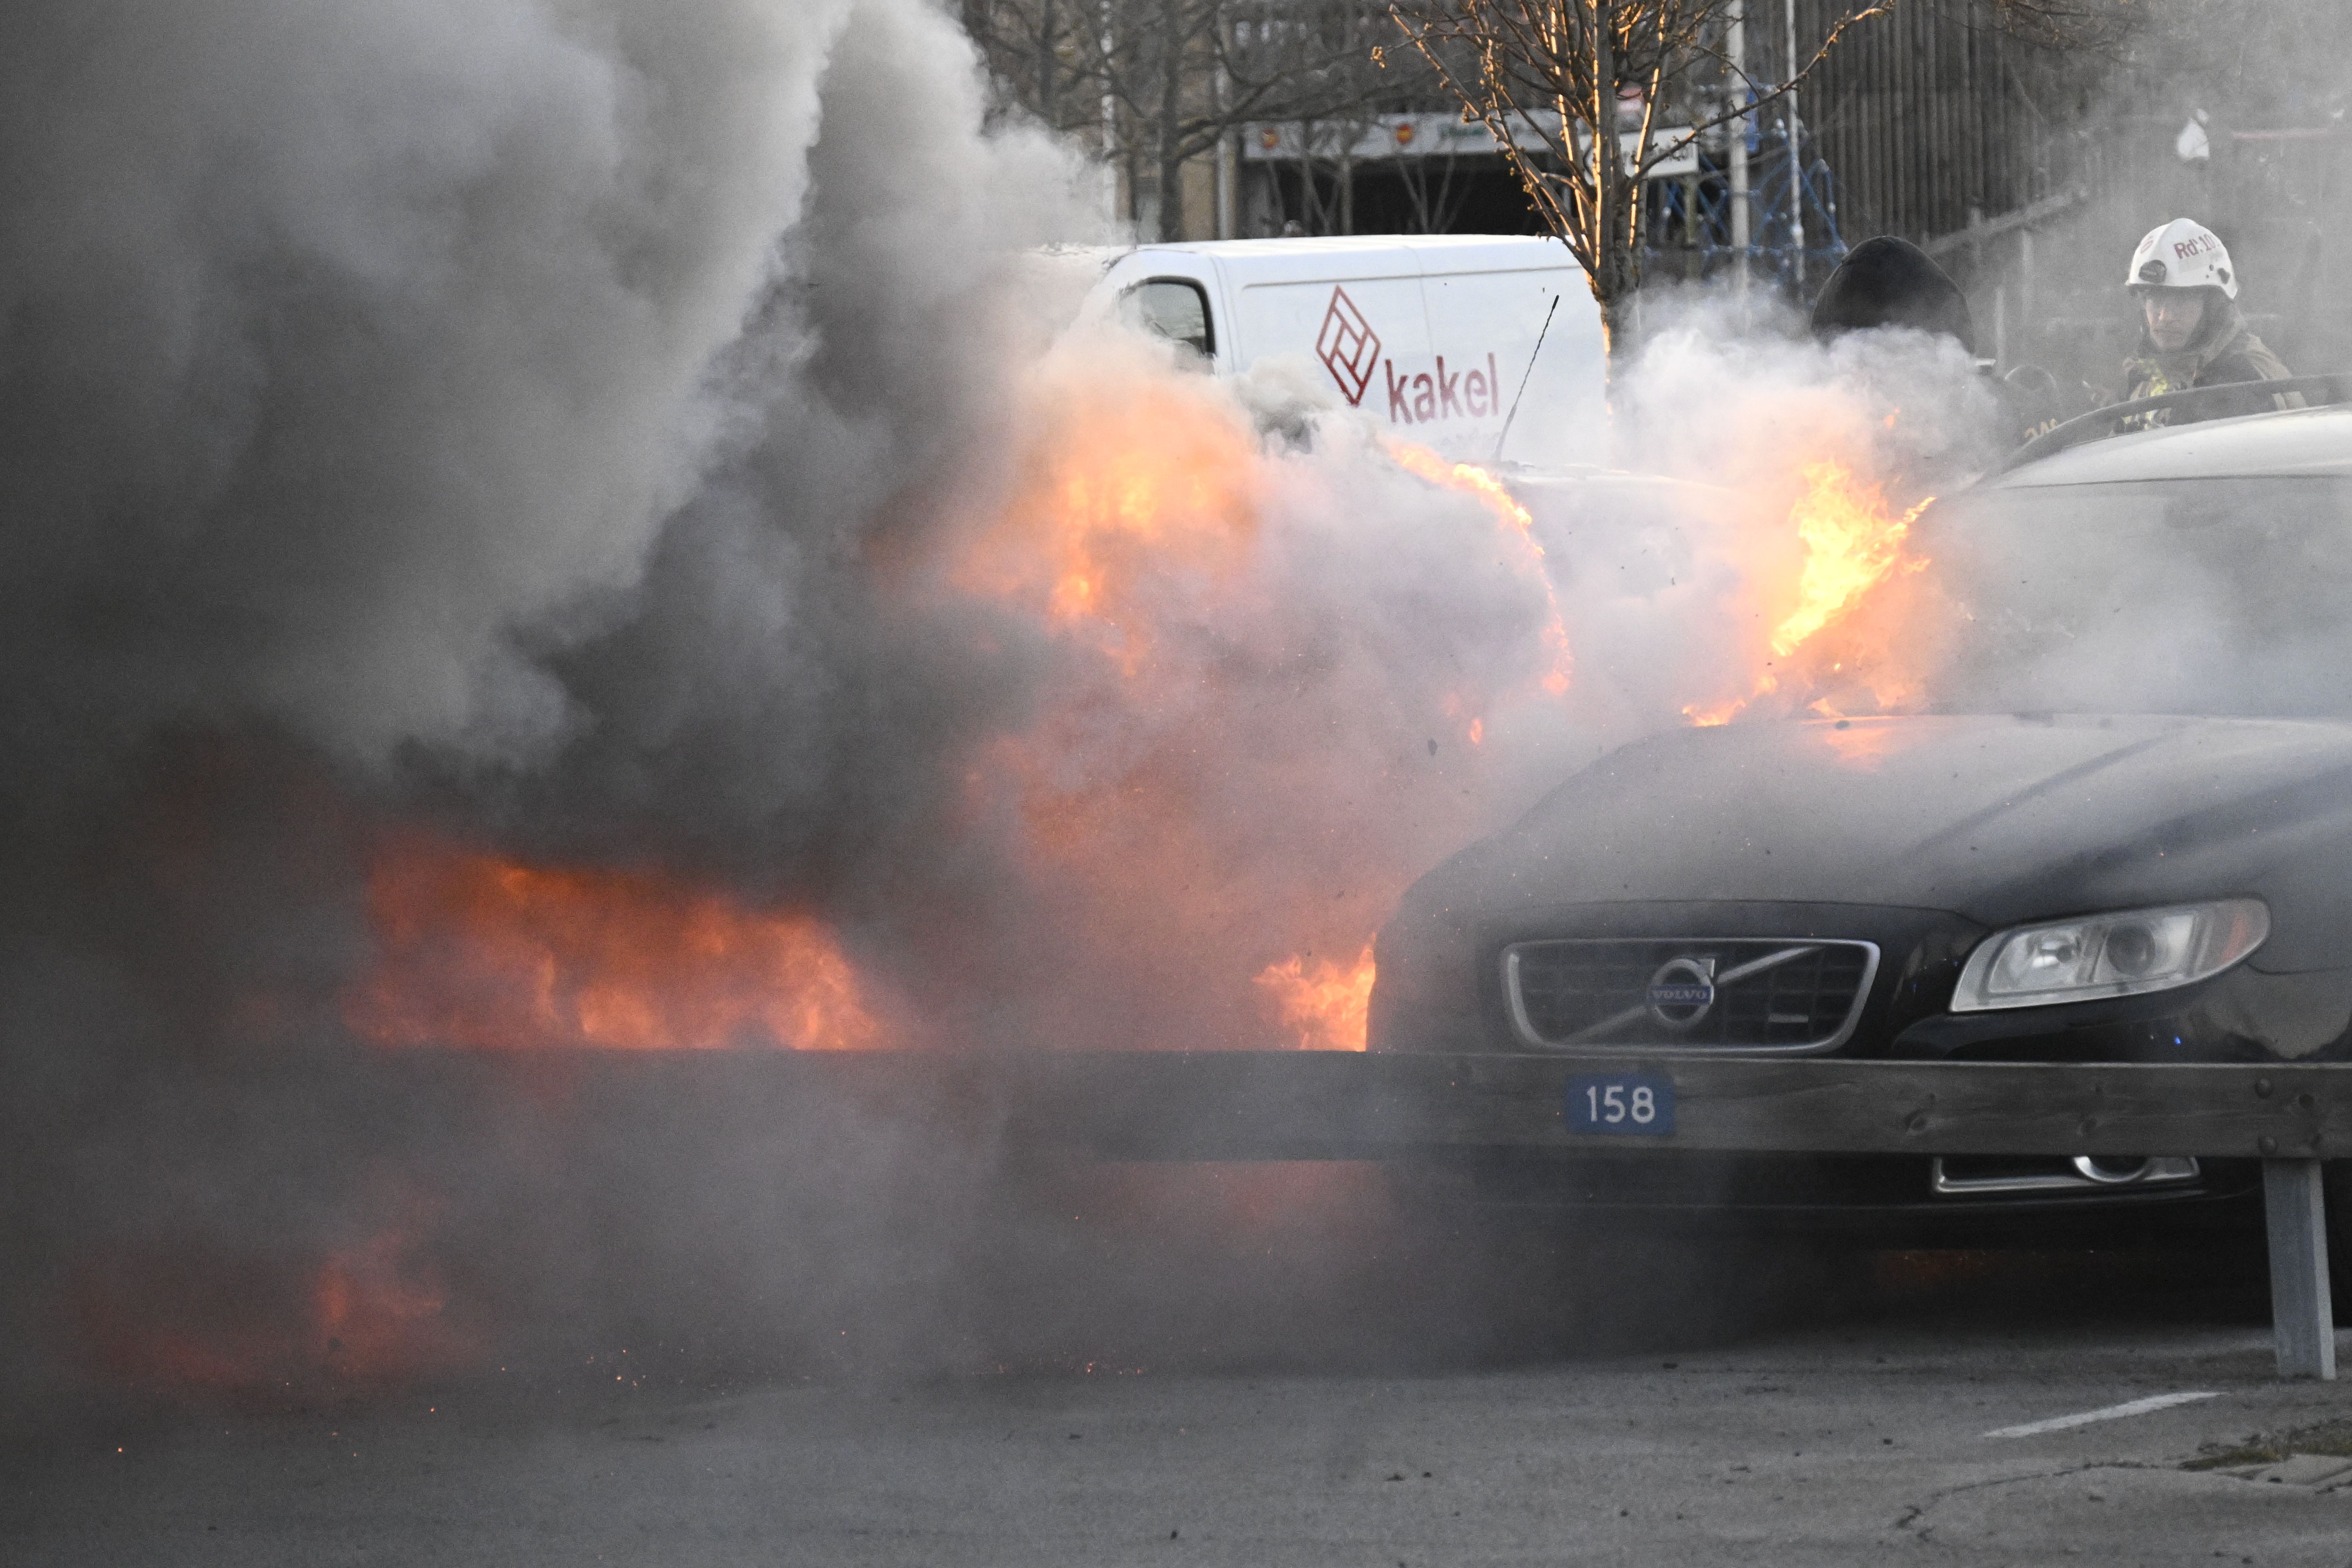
1118 278 1215 362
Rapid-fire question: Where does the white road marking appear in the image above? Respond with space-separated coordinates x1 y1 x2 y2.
1982 1391 2221 1439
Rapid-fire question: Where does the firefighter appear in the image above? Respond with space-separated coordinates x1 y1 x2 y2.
2120 218 2299 423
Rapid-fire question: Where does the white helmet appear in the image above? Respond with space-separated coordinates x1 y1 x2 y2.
2126 218 2237 299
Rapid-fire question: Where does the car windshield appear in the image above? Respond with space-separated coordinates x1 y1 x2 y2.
1918 474 2352 718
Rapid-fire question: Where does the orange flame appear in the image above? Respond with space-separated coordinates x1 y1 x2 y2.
71 1210 479 1394
1682 671 1779 728
1255 942 1376 1051
1385 442 1573 695
1684 461 1930 726
956 374 1259 673
1771 461 1931 656
937 363 1517 1054
345 833 879 1051
310 1221 467 1385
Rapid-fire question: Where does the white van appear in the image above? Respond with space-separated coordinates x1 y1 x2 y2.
1089 235 1605 461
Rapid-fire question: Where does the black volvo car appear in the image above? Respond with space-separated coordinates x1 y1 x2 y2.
1370 400 2352 1261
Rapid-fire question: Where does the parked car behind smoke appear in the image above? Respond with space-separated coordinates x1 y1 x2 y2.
1372 403 2352 1276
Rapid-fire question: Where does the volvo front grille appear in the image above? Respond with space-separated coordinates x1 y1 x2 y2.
1502 938 1880 1052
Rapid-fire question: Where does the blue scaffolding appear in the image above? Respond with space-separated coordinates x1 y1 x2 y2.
1642 121 1851 294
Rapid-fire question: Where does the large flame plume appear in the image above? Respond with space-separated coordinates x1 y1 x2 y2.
346 833 880 1052
1770 460 1933 657
952 372 1262 670
1685 458 1934 727
1254 943 1377 1051
344 355 1506 1058
936 347 1566 1052
339 363 1947 1056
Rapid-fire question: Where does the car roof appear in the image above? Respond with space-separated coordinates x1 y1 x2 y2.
1991 403 2352 489
1120 235 1574 274
1129 234 1563 257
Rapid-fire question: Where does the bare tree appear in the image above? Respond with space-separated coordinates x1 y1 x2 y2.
964 0 1088 133
1241 7 1472 236
1131 0 1416 239
1310 22 1474 234
1388 123 1478 232
1281 19 1394 235
1390 0 1892 372
1976 0 2141 53
970 0 1406 239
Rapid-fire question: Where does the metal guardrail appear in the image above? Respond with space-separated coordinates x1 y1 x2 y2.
390 1049 2352 1380
974 1054 2352 1161
997 1052 2350 1381
2002 373 2352 472
423 1048 2352 1382
977 1052 2349 1381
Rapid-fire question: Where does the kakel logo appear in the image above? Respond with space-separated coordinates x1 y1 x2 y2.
1314 283 1509 424
1315 285 1381 407
1645 956 1717 1029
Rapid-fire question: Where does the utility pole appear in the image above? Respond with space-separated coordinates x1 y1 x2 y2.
1038 0 1058 126
1728 0 1749 297
1216 132 1236 240
1782 0 1805 294
1100 0 1121 226
1214 51 1235 239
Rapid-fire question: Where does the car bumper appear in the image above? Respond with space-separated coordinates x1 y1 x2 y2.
1389 1149 2269 1248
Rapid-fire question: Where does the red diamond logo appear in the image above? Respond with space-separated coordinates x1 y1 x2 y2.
1315 285 1381 408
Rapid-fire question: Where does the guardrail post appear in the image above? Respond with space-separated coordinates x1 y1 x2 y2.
2263 1159 2336 1380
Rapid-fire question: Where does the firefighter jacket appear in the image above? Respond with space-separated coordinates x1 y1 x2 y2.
2120 302 2301 425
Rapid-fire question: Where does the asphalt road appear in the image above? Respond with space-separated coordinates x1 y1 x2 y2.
10 1250 2352 1568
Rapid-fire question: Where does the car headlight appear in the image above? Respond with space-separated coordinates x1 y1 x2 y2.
1950 898 2269 1012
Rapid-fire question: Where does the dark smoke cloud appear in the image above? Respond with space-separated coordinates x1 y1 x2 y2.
0 0 1098 782
0 0 1123 1404
0 0 1594 1408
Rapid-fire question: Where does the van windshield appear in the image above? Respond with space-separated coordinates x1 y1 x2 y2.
1919 474 2352 718
1118 279 1213 362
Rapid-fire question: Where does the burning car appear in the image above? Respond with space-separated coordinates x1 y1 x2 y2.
1369 398 2352 1258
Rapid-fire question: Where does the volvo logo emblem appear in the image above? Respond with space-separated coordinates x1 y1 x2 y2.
1645 956 1717 1029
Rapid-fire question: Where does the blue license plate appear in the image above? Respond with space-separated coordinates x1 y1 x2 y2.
1566 1073 1675 1136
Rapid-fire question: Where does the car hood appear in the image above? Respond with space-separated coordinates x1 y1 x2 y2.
1423 714 2352 969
